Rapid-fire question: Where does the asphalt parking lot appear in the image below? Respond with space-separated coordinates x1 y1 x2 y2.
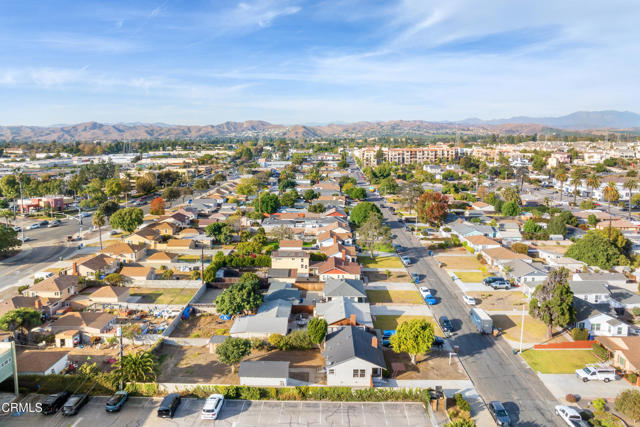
0 395 431 426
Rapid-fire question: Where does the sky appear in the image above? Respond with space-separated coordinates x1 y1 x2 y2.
0 0 639 126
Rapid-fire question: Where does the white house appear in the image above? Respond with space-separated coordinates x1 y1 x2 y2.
569 281 611 305
17 350 69 375
574 300 629 337
239 361 289 386
323 326 386 387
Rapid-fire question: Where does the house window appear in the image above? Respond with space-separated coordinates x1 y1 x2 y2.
617 327 623 335
591 324 600 331
353 369 359 378
359 369 366 378
619 355 626 366
578 322 585 329
328 369 334 375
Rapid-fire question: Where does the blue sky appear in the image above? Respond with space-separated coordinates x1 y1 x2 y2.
0 0 638 125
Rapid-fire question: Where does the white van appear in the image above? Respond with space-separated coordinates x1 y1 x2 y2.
575 365 617 382
34 271 54 280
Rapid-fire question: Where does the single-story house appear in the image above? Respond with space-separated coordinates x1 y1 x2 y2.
569 281 611 305
502 259 548 296
89 286 130 304
17 350 69 375
124 227 159 246
323 278 367 303
120 266 155 282
574 299 629 337
321 243 357 262
55 330 80 348
229 316 289 339
595 336 640 374
166 238 196 250
50 311 116 337
315 297 372 332
100 243 146 263
25 275 79 301
324 326 385 386
546 256 587 271
573 272 628 288
145 251 178 264
239 361 290 386
316 257 362 281
462 235 501 252
481 247 530 267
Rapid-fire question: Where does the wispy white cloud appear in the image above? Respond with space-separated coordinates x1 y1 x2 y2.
35 33 138 53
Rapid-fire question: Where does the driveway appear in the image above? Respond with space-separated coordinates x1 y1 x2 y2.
539 374 635 400
0 396 431 427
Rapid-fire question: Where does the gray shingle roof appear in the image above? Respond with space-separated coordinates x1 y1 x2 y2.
569 280 610 295
239 361 289 379
315 297 372 327
324 326 385 368
323 279 366 299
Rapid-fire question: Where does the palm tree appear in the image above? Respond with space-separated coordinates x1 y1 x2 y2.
92 212 105 250
570 167 584 206
111 350 158 389
603 182 620 240
555 171 568 202
586 174 601 201
623 178 638 220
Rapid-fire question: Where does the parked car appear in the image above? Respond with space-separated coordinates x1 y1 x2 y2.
78 212 91 218
425 295 437 305
482 276 503 286
382 330 396 338
432 336 445 348
105 390 128 412
12 226 21 232
41 391 71 415
419 287 431 298
439 316 453 333
61 393 89 416
555 405 588 426
411 273 420 283
27 223 40 230
157 393 181 418
20 236 31 242
489 280 511 290
489 401 511 426
575 365 617 383
48 220 61 227
462 295 476 305
400 255 411 265
201 394 224 420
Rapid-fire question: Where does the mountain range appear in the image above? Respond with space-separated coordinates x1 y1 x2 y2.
0 110 638 142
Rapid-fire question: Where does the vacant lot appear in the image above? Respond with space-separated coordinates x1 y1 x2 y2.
373 315 442 337
383 348 467 380
172 314 233 338
157 345 324 384
367 290 424 305
453 271 488 283
491 314 562 343
468 291 527 310
521 350 600 374
358 256 403 269
364 271 411 283
129 287 197 305
436 255 483 270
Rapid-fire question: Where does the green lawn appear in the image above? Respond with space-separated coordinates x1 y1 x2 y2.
521 350 600 374
358 256 403 268
366 290 424 304
373 315 442 337
453 271 488 283
129 288 197 305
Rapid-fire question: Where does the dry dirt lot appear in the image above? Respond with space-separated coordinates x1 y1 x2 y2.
157 345 324 384
171 313 233 338
467 291 527 310
491 314 568 344
364 271 411 283
383 348 467 380
436 255 484 270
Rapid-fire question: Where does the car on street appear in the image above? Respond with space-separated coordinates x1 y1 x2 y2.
432 336 445 348
48 220 61 227
411 273 420 283
400 255 411 265
39 220 49 227
462 295 476 305
41 391 71 415
105 390 128 412
12 226 21 232
439 316 453 333
27 223 40 230
555 405 589 426
419 287 431 298
157 393 181 418
61 393 89 416
424 294 437 305
201 394 225 419
489 401 511 426
78 212 92 218
20 236 31 242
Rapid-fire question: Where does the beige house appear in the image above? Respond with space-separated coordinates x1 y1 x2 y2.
100 243 146 263
124 227 159 246
50 312 116 339
89 286 130 304
153 222 179 236
120 266 155 282
55 330 80 348
596 336 640 375
279 240 303 251
67 254 119 278
321 244 357 262
271 251 310 276
145 251 178 264
481 247 530 266
166 238 196 250
25 275 79 300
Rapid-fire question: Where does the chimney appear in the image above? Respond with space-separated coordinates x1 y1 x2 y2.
350 314 356 326
34 298 42 309
371 336 378 348
72 262 78 276
333 235 337 244
342 249 346 261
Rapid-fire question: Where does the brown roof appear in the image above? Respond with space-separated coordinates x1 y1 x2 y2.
120 266 154 277
31 275 78 293
78 253 116 271
134 227 159 239
89 286 129 299
101 243 145 255
483 247 530 261
17 350 69 374
465 235 499 246
317 257 361 275
279 240 303 248
0 296 43 316
146 251 177 261
320 243 356 257
596 336 640 371
153 222 178 232
51 311 115 330
166 239 193 247
178 227 201 236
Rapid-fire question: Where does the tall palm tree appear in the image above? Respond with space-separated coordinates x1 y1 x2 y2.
111 350 157 389
624 178 638 220
555 171 568 202
603 182 620 240
586 174 601 201
570 167 584 206
92 212 105 250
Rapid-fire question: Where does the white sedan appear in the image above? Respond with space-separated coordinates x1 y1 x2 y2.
419 287 432 298
462 295 476 305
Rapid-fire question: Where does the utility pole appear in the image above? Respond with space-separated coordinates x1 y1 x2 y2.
200 244 204 286
519 304 525 354
117 326 123 390
17 175 24 242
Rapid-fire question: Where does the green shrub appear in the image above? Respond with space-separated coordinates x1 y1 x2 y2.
615 389 640 422
249 337 266 350
240 387 261 400
626 373 638 385
592 343 609 360
592 398 606 412
454 393 471 412
571 328 589 341
285 330 314 350
633 307 640 317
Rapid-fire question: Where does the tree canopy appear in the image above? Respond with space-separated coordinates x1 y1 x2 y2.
216 337 251 373
109 207 144 233
214 273 263 315
0 226 21 255
307 317 328 345
0 308 41 334
416 191 449 226
254 192 280 215
389 319 435 365
565 230 630 269
350 202 382 227
529 268 575 338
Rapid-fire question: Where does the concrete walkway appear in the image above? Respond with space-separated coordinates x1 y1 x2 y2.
538 374 634 400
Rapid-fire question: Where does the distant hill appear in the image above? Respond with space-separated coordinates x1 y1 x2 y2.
459 110 640 130
0 110 637 142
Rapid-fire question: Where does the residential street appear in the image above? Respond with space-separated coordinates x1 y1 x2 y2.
353 167 562 426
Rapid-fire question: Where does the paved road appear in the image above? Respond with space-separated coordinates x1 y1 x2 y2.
0 396 431 427
0 245 78 293
352 165 561 426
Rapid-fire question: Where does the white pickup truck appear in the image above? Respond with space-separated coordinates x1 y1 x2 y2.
575 365 617 382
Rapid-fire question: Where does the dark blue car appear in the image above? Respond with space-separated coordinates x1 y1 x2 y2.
105 391 128 412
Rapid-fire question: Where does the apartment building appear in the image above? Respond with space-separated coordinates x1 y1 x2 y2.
354 145 459 167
